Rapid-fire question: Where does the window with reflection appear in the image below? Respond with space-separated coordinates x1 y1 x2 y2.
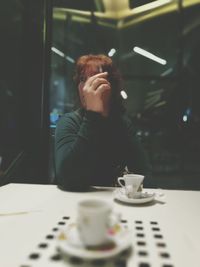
49 0 200 189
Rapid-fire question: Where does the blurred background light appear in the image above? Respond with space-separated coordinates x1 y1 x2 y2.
51 47 75 63
133 46 167 65
183 115 188 122
120 90 128 99
51 47 65 58
108 48 116 57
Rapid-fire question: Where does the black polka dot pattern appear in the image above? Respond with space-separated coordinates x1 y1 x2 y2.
38 243 48 248
136 233 145 238
63 216 70 220
29 253 40 259
150 221 158 225
135 220 143 224
50 254 62 261
136 226 144 230
160 252 170 258
138 251 148 256
157 242 166 248
154 234 163 239
152 227 160 231
138 263 150 267
23 219 175 267
137 241 146 246
46 234 54 239
58 221 66 225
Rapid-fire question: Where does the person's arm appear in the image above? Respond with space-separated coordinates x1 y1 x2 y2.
55 111 106 191
55 72 112 191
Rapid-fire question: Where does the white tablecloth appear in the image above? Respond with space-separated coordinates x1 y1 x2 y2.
0 183 199 267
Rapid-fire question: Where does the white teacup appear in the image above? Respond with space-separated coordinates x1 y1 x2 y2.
77 199 118 247
118 174 144 198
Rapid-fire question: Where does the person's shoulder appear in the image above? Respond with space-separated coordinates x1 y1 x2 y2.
56 109 83 130
56 111 75 127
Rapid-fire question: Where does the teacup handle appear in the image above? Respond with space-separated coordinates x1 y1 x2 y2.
118 177 125 187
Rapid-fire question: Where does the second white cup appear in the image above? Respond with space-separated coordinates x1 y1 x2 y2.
118 174 144 198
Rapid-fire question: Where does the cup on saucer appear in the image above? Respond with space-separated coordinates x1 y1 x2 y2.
118 174 144 198
77 199 119 247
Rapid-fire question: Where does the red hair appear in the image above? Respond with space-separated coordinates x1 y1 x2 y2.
74 54 125 114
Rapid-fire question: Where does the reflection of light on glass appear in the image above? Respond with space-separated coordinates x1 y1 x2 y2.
108 48 116 57
66 56 75 63
182 108 191 122
183 115 188 122
51 47 65 57
51 47 75 63
160 68 173 77
50 109 59 125
185 108 191 116
120 90 128 99
136 130 142 136
133 46 167 65
134 0 172 12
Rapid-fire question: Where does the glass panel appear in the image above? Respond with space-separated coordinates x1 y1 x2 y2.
0 0 48 184
50 0 200 189
119 4 179 77
0 0 24 180
129 0 158 9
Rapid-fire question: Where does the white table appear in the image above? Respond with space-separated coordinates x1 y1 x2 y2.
0 183 199 267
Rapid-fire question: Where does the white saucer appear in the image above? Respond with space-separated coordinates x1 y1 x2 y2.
114 188 155 204
57 223 132 259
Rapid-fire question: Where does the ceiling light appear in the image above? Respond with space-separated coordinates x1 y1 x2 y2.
51 47 75 63
51 47 65 58
183 115 188 122
120 90 128 99
108 48 116 57
133 46 167 65
66 56 75 63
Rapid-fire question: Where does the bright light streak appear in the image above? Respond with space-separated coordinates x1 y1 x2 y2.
133 46 167 65
51 47 65 58
108 48 116 57
66 56 75 63
183 115 188 122
120 90 128 99
160 68 173 77
51 47 75 64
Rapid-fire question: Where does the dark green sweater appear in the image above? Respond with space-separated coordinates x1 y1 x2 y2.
55 109 150 191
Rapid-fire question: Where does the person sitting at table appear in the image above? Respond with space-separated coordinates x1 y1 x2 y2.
55 54 150 191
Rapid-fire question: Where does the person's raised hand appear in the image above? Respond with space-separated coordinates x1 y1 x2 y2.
79 72 111 116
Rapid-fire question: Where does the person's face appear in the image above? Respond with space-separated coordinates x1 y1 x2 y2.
78 65 111 107
81 65 105 83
